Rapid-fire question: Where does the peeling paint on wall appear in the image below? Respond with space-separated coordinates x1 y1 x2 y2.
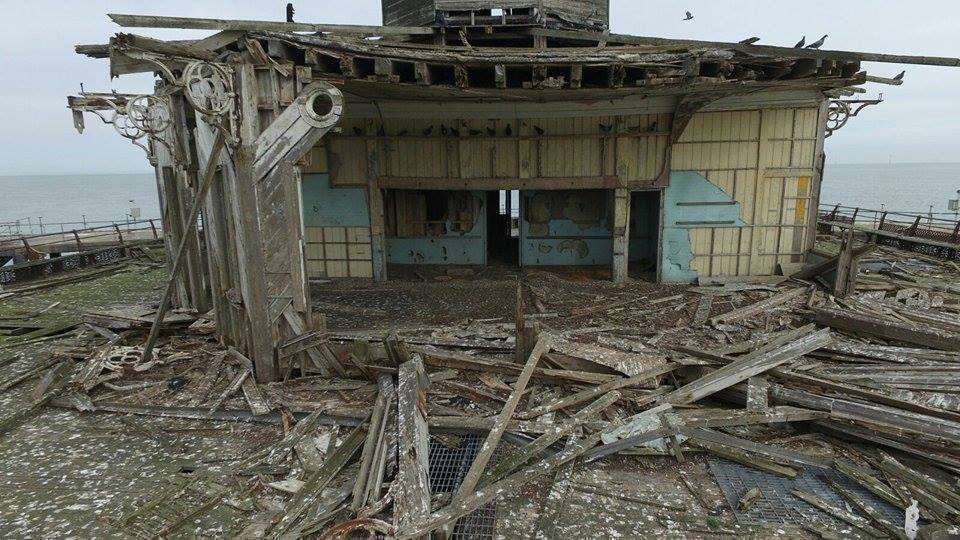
661 172 745 283
521 190 613 266
386 191 487 265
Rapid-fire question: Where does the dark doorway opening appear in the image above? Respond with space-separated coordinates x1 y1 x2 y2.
486 190 518 265
629 190 661 280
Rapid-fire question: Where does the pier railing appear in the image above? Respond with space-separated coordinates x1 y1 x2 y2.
0 217 160 238
818 204 960 259
0 218 166 284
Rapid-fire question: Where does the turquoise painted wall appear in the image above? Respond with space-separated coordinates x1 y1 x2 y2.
520 190 613 266
660 171 745 283
386 191 487 265
301 173 369 227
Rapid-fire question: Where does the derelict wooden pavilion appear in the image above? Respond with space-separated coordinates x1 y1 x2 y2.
68 2 960 381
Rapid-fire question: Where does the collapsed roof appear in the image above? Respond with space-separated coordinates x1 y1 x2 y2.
74 13 960 103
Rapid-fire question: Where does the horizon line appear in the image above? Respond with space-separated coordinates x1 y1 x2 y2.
4 160 960 177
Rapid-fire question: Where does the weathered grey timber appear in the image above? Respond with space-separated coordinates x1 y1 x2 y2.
394 355 432 534
660 328 832 405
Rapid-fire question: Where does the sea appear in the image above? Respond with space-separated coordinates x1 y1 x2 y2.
1 163 959 227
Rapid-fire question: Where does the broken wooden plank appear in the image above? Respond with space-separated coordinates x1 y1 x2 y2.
351 373 394 512
394 354 432 534
517 361 679 420
738 487 762 512
680 427 832 468
481 391 620 486
790 489 885 537
826 478 909 540
673 406 828 428
709 287 807 325
695 439 800 478
833 460 906 510
813 306 960 351
551 337 668 376
449 334 554 518
413 345 616 386
793 242 876 281
108 13 435 35
208 367 249 413
272 423 367 535
0 361 74 433
876 452 960 514
660 328 832 405
241 374 272 416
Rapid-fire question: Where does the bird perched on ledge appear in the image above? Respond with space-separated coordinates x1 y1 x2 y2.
286 3 295 23
794 36 806 48
806 35 828 49
739 37 761 45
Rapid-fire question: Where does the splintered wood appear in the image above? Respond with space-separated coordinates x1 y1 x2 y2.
6 231 960 538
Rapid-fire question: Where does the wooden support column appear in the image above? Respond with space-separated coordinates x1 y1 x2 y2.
368 179 387 282
612 188 631 283
228 144 278 382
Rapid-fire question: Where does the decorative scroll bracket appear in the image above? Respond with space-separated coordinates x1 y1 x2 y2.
825 97 883 138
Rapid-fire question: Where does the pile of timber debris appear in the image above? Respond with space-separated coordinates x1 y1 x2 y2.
1 243 960 537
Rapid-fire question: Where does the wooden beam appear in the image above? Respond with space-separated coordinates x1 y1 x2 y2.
108 13 434 36
377 175 621 191
709 286 807 325
140 130 225 363
813 307 960 352
395 354 432 534
612 187 630 283
527 27 960 68
449 334 554 521
517 362 679 420
481 391 620 487
660 328 832 405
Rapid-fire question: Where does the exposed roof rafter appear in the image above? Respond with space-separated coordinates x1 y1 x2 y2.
107 13 435 37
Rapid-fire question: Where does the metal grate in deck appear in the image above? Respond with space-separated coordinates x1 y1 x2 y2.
428 434 497 539
708 458 904 528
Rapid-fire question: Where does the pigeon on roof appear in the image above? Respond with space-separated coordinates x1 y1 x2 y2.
794 36 806 48
806 35 828 49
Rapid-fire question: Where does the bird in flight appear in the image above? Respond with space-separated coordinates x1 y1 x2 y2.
794 36 806 48
739 37 760 45
806 35 828 49
683 11 694 21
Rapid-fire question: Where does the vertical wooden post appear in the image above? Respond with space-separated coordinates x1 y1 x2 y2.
833 227 858 298
229 144 278 382
514 278 525 364
612 187 631 283
368 179 388 282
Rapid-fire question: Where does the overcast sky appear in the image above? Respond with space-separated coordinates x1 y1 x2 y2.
0 0 957 175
